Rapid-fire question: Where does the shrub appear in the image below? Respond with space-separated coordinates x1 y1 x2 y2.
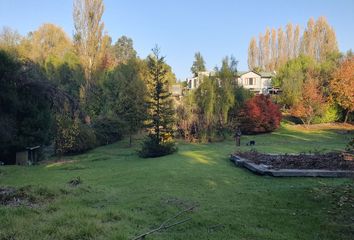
74 124 97 153
92 117 125 146
312 104 341 124
139 136 177 158
238 94 282 134
55 114 96 155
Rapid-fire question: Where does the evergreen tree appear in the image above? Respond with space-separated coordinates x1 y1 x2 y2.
191 52 206 77
104 59 147 146
140 46 176 157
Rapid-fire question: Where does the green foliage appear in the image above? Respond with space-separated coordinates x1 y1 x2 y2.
1 125 353 239
228 86 254 129
55 113 96 155
92 117 125 146
346 138 354 153
275 55 316 107
75 123 97 153
0 50 53 162
182 56 239 142
216 56 237 123
141 46 176 157
139 136 177 158
113 35 137 64
191 51 206 77
312 104 342 124
44 52 84 98
102 59 147 145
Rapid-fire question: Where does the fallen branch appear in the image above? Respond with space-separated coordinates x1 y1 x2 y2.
132 206 196 240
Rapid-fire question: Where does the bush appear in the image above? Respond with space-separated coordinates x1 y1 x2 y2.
238 94 282 134
139 136 177 158
92 117 125 146
55 114 96 155
312 104 341 124
74 124 97 153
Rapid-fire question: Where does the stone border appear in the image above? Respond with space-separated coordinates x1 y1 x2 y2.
230 154 354 178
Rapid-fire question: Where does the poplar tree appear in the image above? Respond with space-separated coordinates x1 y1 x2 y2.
73 0 104 83
277 27 286 68
247 37 258 70
258 33 264 69
263 28 271 70
301 18 316 58
293 24 301 58
73 0 105 117
286 23 294 59
270 28 277 71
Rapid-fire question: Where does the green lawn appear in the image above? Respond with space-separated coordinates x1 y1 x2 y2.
1 124 353 239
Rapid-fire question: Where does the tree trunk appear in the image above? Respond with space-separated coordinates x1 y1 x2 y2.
344 110 349 123
129 134 132 147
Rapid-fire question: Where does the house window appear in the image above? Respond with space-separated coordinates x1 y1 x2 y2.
248 78 254 85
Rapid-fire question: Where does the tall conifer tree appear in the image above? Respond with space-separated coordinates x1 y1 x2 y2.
140 46 176 157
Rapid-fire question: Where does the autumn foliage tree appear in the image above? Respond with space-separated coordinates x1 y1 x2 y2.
238 95 282 134
330 57 354 123
248 16 338 71
290 75 325 126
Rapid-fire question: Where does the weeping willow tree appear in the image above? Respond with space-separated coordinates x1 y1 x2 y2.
191 56 237 141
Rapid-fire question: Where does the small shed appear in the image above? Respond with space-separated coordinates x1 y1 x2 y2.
16 146 40 165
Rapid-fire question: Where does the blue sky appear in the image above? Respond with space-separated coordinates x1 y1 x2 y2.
1 0 353 80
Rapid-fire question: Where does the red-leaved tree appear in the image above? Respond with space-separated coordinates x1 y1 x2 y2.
238 94 282 134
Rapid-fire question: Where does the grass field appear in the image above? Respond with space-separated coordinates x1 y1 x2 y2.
0 124 353 239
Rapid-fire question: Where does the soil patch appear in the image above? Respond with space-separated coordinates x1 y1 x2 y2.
0 185 55 207
235 151 354 170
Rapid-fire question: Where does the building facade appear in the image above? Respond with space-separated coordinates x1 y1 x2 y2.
236 71 274 94
187 70 276 94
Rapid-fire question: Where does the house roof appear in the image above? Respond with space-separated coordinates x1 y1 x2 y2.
258 71 274 78
237 70 274 78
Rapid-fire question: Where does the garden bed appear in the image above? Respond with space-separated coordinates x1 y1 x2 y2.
230 151 354 178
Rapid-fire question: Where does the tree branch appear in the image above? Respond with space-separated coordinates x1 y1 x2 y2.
131 206 196 240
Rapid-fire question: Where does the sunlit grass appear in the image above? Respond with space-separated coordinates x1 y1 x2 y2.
0 123 353 239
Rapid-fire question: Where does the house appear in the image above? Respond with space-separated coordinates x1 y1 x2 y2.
236 71 275 94
186 71 215 90
171 84 183 97
186 70 276 94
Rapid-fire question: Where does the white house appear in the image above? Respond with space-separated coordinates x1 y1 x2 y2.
186 70 276 94
187 71 215 90
236 71 274 94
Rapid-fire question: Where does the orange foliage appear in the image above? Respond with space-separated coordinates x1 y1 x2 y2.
290 75 325 125
330 57 354 122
